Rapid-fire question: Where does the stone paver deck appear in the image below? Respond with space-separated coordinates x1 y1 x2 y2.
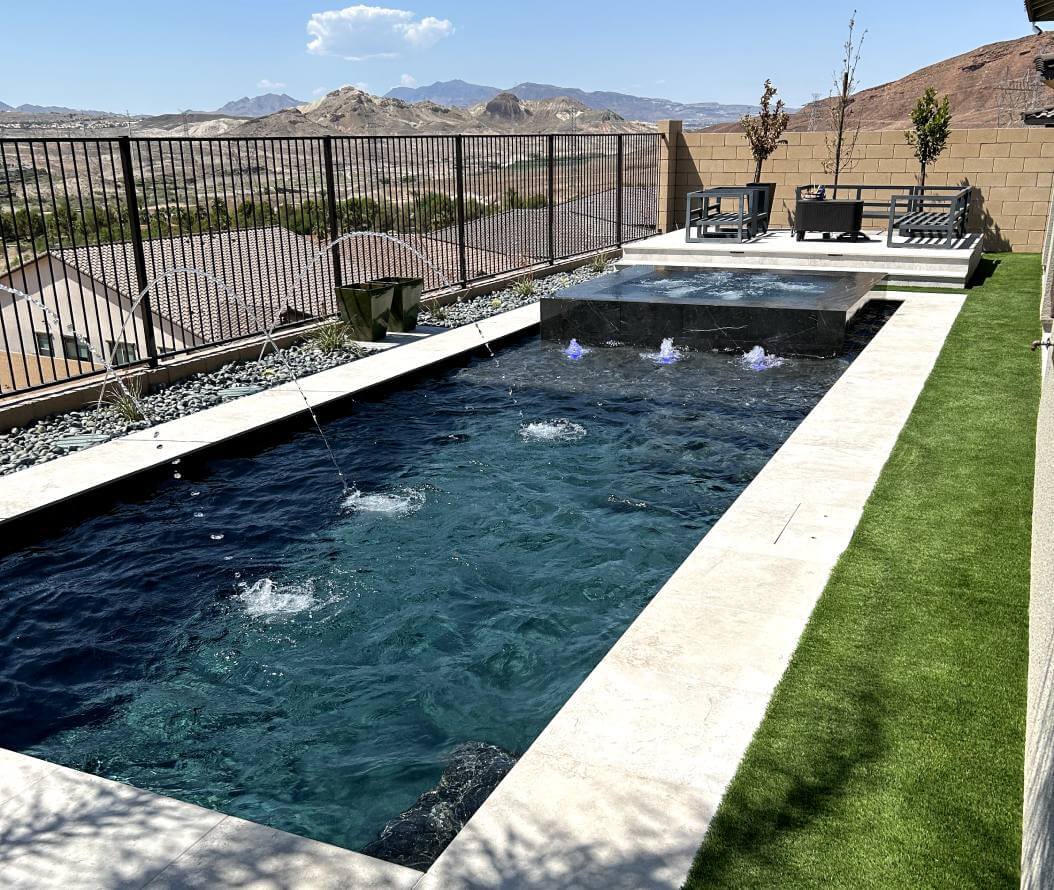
0 748 421 889
619 229 982 288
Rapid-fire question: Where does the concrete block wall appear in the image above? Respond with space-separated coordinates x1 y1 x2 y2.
657 123 1054 252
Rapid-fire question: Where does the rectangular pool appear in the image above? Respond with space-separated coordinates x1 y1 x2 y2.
0 306 893 867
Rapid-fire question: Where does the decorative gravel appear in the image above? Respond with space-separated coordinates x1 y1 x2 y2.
419 263 612 327
0 339 369 477
0 263 613 478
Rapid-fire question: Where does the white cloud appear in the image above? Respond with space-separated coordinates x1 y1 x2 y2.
313 86 330 95
306 5 454 61
257 78 286 90
399 73 417 87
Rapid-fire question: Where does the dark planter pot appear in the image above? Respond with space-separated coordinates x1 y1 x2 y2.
745 181 776 218
335 281 394 341
373 276 424 332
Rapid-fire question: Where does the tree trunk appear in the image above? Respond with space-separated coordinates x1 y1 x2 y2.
920 162 927 191
753 157 763 183
832 71 848 193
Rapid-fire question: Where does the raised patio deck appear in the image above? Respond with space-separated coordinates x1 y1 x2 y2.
620 228 984 289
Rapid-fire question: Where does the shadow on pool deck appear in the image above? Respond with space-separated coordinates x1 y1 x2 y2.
0 758 420 889
1 752 709 889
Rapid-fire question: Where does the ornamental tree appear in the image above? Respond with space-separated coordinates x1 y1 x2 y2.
823 12 866 191
741 80 790 183
906 87 951 190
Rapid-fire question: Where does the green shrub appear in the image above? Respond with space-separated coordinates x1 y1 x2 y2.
306 321 351 352
102 377 145 422
511 275 537 298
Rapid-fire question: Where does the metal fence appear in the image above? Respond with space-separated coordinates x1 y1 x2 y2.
0 133 658 395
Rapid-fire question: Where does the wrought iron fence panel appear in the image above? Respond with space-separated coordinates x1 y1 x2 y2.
0 132 658 396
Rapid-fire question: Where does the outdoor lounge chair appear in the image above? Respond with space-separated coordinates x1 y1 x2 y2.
685 186 768 242
885 186 971 248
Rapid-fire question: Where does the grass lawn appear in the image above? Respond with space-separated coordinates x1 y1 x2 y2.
684 253 1041 889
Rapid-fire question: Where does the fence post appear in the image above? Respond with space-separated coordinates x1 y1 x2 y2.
454 135 468 288
616 134 624 247
117 136 159 367
547 135 555 265
322 136 342 289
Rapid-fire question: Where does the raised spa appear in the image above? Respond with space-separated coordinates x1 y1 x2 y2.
540 265 886 357
0 305 893 867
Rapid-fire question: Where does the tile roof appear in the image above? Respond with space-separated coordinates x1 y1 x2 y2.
46 187 654 350
57 227 332 348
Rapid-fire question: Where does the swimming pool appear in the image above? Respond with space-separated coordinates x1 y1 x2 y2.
0 305 893 865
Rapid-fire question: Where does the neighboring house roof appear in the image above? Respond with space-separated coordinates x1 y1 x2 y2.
427 186 656 264
56 226 330 347
9 187 653 352
328 187 655 287
1026 0 1054 22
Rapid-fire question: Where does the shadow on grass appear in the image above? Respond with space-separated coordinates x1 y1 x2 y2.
967 256 1000 289
683 672 885 888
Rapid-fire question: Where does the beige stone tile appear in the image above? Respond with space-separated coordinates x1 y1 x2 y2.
609 596 805 695
0 763 225 889
531 660 771 792
660 546 834 620
144 815 421 889
419 751 721 890
0 748 58 808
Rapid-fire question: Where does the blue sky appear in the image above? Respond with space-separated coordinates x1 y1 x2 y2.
1 1 1038 113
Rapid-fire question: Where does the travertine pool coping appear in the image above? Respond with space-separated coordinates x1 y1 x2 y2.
0 292 965 888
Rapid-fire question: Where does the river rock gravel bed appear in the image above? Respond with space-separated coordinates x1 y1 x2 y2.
419 263 611 327
0 339 370 478
0 263 612 478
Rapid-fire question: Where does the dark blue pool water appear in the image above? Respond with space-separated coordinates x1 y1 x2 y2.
0 307 892 855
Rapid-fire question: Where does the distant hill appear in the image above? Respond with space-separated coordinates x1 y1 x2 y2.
385 79 500 107
234 86 653 137
708 32 1054 132
384 79 756 127
214 93 303 118
507 83 757 127
0 102 114 116
133 112 249 138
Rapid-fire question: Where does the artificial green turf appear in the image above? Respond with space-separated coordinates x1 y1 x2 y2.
684 253 1041 889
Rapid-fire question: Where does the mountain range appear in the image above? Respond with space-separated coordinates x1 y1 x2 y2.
6 30 1051 137
232 86 652 137
385 80 756 127
0 93 303 120
0 101 114 115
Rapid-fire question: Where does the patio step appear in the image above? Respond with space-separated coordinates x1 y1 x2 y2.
620 229 982 289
